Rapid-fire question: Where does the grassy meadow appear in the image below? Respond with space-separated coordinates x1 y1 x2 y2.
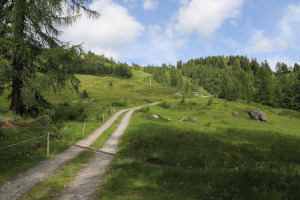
0 69 300 199
0 70 176 185
96 98 300 199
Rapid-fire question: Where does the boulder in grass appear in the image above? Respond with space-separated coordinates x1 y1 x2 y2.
258 110 267 122
175 93 182 97
149 114 159 119
248 110 260 120
248 110 267 122
233 112 239 116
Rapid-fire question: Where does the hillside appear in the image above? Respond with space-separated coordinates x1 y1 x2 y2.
96 98 300 199
0 70 176 184
0 70 299 199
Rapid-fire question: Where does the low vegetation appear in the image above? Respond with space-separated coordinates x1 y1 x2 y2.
97 98 300 199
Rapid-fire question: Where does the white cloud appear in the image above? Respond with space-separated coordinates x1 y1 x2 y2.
244 2 300 55
91 47 122 60
278 2 300 50
61 0 144 60
266 55 295 71
254 35 273 52
143 0 159 11
166 27 174 38
175 0 244 37
245 30 288 53
123 25 188 66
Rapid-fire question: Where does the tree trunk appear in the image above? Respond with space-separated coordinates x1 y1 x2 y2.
9 44 25 115
9 76 25 115
9 0 26 115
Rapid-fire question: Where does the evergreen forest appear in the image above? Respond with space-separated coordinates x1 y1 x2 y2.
144 55 300 110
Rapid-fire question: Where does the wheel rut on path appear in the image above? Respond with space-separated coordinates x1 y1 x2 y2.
0 103 158 200
56 109 136 200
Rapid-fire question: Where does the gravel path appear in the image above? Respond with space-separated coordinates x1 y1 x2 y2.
56 109 136 200
0 103 157 200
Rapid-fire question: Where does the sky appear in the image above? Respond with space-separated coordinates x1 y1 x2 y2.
61 0 300 71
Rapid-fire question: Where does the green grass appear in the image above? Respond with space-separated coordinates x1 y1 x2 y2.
18 150 94 200
1 70 300 199
96 99 300 200
0 70 178 185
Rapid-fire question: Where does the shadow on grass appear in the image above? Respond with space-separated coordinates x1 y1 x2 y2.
98 123 300 200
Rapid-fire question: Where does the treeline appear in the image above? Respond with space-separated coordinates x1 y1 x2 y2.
76 51 133 78
144 56 300 110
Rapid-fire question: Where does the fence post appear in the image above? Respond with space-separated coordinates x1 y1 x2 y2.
47 132 49 156
114 107 115 113
83 122 86 136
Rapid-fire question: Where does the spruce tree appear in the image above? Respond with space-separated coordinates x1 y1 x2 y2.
0 0 99 115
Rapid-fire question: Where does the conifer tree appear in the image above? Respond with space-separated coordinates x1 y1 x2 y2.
0 0 99 115
293 71 300 110
255 67 274 106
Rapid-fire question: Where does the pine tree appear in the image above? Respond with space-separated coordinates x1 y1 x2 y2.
255 67 274 106
292 71 300 110
184 79 190 92
250 58 259 74
219 70 237 101
0 0 99 115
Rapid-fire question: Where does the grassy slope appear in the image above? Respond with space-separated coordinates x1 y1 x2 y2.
97 98 300 200
1 69 299 199
0 70 177 185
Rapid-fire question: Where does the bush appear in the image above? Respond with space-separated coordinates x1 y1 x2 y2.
179 96 186 106
111 101 127 107
207 97 213 106
159 101 170 108
189 102 197 106
109 81 113 86
81 89 89 98
139 107 150 113
68 113 76 120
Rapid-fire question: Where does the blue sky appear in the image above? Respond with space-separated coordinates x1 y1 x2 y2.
61 0 300 71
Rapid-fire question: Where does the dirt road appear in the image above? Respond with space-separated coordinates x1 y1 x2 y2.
0 103 157 200
56 109 136 200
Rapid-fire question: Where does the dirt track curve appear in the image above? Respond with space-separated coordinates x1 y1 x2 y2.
0 103 157 200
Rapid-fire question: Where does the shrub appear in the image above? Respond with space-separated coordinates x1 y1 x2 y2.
179 96 186 106
109 81 113 86
111 101 127 107
68 113 76 120
159 101 170 108
207 97 213 106
139 107 150 113
81 89 89 98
